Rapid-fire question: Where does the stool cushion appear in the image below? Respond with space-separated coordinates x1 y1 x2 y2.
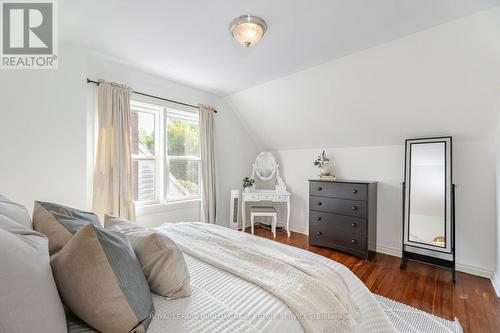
250 206 277 213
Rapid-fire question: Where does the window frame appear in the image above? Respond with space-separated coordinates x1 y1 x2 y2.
131 99 201 207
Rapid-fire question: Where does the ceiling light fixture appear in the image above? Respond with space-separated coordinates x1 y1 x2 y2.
229 15 267 47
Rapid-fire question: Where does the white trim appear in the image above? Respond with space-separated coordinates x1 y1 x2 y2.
456 263 493 279
370 243 494 278
373 243 402 257
289 224 308 235
490 273 500 297
136 199 201 217
289 225 494 279
131 98 201 205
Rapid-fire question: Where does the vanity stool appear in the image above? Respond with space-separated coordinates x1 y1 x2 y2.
250 207 277 238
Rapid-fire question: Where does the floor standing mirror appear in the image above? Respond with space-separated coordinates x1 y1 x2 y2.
400 136 456 282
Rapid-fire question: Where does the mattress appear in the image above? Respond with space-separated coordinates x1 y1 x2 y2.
68 236 394 333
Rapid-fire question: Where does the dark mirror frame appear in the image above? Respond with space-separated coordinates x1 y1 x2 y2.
400 136 456 283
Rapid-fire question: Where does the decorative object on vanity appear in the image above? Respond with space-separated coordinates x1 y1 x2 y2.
313 150 335 179
309 179 377 259
400 136 456 282
242 177 255 192
229 15 267 47
242 152 291 237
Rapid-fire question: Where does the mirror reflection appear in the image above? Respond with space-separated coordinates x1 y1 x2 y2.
408 143 446 247
254 152 278 180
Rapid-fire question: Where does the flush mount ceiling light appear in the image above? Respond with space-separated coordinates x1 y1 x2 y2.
229 15 267 47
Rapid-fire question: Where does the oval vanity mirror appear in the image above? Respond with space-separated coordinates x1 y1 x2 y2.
254 152 278 180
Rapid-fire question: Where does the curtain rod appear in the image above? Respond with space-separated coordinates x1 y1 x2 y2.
86 79 217 113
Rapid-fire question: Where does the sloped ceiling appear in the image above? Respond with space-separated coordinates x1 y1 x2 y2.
227 8 500 150
60 0 499 95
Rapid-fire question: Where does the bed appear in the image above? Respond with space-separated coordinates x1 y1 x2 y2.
68 222 396 333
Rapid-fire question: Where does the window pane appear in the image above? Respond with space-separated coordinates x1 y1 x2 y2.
131 112 155 156
167 115 199 157
168 160 200 199
133 159 156 201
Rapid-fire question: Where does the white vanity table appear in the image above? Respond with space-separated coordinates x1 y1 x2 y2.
240 152 291 237
241 190 291 237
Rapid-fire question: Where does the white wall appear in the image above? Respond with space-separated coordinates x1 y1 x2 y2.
0 44 259 228
0 45 88 212
228 8 500 150
274 141 496 277
225 8 500 279
86 52 259 226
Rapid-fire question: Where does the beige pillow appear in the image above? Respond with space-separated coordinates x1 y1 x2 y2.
104 215 191 299
51 224 154 333
33 201 101 255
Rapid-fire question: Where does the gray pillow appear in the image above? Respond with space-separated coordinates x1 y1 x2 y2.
0 194 32 229
51 224 154 333
33 201 101 255
0 227 67 333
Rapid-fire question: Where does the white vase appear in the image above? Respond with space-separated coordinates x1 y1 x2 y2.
319 166 330 176
244 187 252 193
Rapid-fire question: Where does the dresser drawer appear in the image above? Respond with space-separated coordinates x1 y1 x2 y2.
309 211 367 234
309 215 367 252
243 193 259 201
310 196 366 218
258 193 274 201
273 194 288 202
310 181 367 200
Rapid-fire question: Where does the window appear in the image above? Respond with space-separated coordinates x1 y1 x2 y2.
130 100 201 205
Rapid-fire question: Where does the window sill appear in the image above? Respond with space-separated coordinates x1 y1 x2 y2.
136 199 201 217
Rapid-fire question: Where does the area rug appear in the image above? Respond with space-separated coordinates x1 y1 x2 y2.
375 294 463 333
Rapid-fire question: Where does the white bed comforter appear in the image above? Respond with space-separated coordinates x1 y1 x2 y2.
68 223 396 333
157 222 361 333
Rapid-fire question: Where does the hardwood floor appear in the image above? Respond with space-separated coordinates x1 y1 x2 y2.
247 227 500 333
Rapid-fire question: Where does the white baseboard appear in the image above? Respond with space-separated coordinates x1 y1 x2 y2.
491 273 500 297
456 263 493 279
291 228 494 279
371 243 494 278
373 243 402 257
289 224 308 235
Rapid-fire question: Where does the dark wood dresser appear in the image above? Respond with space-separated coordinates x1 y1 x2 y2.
309 179 377 259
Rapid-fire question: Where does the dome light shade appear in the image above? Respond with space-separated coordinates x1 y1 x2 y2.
229 15 267 47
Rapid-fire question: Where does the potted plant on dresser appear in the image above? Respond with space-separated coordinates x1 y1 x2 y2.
313 150 335 179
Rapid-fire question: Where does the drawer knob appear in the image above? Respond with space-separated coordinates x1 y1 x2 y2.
352 189 358 194
316 216 322 221
351 223 357 227
351 239 357 244
316 231 322 236
317 187 323 191
351 206 358 211
317 202 322 206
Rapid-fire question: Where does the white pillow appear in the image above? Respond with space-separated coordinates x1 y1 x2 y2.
0 194 32 229
104 215 191 299
0 227 67 333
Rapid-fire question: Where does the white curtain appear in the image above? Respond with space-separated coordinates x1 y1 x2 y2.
199 104 216 224
92 81 135 221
